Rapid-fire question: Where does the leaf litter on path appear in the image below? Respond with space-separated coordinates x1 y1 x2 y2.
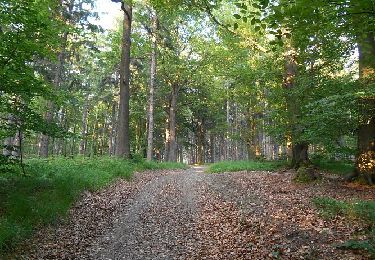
7 168 375 259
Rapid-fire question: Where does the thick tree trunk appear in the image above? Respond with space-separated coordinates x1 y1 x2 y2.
146 12 158 161
167 85 178 162
116 3 132 158
284 47 309 167
291 142 309 168
354 31 375 183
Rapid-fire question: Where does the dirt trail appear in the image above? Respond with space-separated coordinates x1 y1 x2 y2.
9 167 375 259
91 166 207 259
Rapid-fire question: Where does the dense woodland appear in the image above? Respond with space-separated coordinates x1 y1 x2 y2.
1 0 375 257
1 0 375 176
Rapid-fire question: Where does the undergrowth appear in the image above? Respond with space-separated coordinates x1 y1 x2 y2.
313 160 354 175
208 160 287 173
313 197 375 257
0 157 185 253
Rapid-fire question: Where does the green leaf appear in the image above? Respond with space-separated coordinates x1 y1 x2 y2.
252 3 261 9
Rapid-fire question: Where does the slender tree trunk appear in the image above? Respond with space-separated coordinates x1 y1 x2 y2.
210 133 215 163
109 102 117 156
146 12 158 161
197 120 205 164
116 3 132 158
79 94 89 155
164 118 170 160
39 102 53 157
167 85 178 162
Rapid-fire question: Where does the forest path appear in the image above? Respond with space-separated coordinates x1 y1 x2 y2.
91 166 207 259
10 167 374 259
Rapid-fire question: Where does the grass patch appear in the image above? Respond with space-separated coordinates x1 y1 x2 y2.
313 197 375 256
208 160 287 173
0 157 185 253
313 160 354 175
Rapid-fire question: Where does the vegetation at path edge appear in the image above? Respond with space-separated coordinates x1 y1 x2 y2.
208 160 287 173
313 197 375 257
0 158 186 253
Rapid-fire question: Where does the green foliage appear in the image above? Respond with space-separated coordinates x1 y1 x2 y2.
313 197 375 256
0 0 62 133
0 157 186 253
208 160 287 173
313 159 355 175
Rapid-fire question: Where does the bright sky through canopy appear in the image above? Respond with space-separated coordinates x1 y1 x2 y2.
94 0 122 30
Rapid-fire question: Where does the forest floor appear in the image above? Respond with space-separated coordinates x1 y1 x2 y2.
8 166 375 259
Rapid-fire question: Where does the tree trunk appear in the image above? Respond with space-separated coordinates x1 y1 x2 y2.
354 31 375 184
146 12 158 161
167 85 178 162
108 102 117 156
284 47 309 168
164 118 170 160
116 3 132 158
39 31 68 157
39 102 53 157
210 133 215 163
291 142 309 168
197 120 205 164
79 94 89 155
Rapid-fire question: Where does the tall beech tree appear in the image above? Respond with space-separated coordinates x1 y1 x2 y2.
112 0 133 158
146 10 158 161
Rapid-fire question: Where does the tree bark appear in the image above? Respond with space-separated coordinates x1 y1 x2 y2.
284 47 309 168
354 31 375 183
167 85 178 162
116 2 132 158
79 94 89 155
210 133 215 163
108 102 117 156
197 120 205 164
146 12 158 161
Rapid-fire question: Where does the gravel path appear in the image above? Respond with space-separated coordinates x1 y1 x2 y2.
91 166 207 260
